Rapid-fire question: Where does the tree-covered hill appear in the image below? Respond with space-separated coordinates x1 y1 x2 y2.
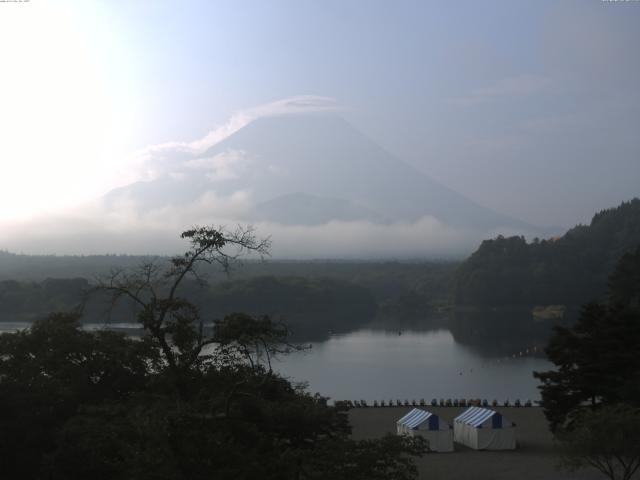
453 199 640 307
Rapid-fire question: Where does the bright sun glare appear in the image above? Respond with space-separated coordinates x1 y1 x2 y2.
0 1 134 221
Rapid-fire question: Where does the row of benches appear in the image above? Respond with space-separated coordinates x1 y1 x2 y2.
337 398 534 408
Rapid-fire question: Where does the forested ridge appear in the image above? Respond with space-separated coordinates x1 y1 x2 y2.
0 260 456 336
0 254 455 307
453 199 640 307
0 276 378 339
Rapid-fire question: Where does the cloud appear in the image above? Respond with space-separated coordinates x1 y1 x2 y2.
256 217 474 259
449 74 550 107
0 208 481 258
184 150 250 182
0 183 538 259
130 95 341 181
97 189 255 231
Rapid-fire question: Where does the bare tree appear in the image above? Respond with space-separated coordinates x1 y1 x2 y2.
213 312 305 373
96 225 271 393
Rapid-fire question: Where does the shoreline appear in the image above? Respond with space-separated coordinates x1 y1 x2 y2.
349 406 601 480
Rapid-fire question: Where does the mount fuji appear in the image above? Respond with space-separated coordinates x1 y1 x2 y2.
105 113 533 234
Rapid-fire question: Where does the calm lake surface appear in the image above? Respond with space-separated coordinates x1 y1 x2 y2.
274 329 552 403
0 322 553 403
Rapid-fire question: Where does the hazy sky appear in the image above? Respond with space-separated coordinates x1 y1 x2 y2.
1 0 638 229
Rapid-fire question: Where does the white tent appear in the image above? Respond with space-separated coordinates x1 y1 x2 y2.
453 406 516 450
396 408 454 452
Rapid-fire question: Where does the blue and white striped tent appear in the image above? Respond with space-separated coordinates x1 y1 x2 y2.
454 406 516 450
396 408 453 452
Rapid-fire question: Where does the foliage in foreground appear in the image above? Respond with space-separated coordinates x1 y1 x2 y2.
534 246 640 431
534 302 640 431
535 246 640 479
558 404 640 480
0 226 427 480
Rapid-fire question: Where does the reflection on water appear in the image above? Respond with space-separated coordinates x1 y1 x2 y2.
275 329 553 403
448 309 572 357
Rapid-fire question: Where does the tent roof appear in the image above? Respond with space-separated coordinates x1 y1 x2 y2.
397 408 436 429
455 406 506 428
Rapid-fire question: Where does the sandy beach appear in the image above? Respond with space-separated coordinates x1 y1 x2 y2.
349 406 602 480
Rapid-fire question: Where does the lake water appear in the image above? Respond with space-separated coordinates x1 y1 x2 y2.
0 322 553 403
274 329 552 403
